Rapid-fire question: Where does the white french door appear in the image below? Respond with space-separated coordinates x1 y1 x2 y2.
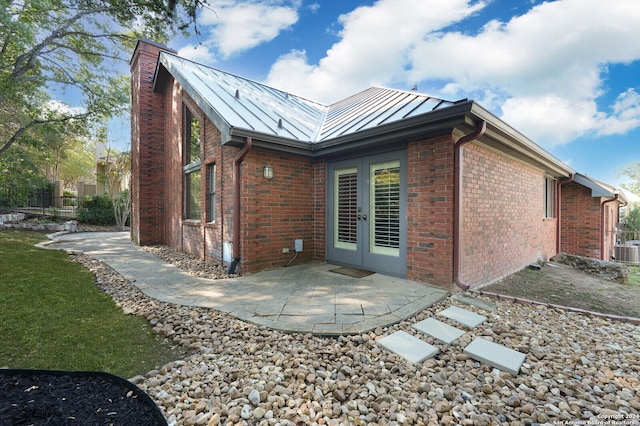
327 151 407 277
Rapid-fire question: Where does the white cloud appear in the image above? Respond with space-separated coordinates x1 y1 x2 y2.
200 0 300 58
177 44 217 64
44 100 86 117
501 96 600 145
263 0 640 145
597 89 640 136
266 0 485 103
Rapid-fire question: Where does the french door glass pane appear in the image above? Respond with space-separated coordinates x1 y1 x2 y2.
370 161 400 256
335 167 358 250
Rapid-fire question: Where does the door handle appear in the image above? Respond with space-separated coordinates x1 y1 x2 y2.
362 214 367 220
357 215 362 220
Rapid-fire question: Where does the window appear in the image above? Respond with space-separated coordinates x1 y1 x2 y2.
544 176 555 218
207 163 216 222
184 106 201 220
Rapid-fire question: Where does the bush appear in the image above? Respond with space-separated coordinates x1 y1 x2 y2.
77 195 115 225
62 190 77 207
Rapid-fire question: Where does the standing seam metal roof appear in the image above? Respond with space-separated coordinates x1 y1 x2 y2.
158 52 457 144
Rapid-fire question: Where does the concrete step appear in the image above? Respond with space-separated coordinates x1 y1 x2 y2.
451 293 497 312
413 317 465 344
438 305 487 328
377 331 439 363
463 337 526 375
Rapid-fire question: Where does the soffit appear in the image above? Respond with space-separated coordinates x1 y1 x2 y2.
573 173 625 202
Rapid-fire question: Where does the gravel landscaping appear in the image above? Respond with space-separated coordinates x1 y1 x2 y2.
72 248 640 426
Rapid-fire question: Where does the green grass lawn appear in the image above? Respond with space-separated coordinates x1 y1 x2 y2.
0 229 183 378
628 265 640 286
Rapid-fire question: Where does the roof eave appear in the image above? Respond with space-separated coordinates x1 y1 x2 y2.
572 173 623 199
468 103 575 179
156 53 234 143
312 101 474 156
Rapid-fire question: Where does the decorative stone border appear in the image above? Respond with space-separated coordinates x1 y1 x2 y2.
475 290 640 325
0 217 77 232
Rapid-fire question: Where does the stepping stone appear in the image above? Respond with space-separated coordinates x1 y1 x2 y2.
438 306 487 327
463 337 526 375
413 317 465 344
378 331 439 363
451 293 497 312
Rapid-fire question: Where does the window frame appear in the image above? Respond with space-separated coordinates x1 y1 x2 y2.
206 163 216 223
183 106 202 221
544 176 556 218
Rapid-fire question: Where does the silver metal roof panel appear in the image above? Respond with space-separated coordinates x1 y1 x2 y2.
158 53 455 145
154 51 576 181
318 87 455 141
159 53 326 142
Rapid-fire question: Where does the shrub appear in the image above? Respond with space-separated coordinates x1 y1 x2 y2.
77 195 115 225
63 190 77 207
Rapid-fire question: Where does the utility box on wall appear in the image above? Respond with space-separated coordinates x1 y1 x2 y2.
295 239 303 252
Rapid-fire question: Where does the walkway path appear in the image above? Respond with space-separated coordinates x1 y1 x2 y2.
45 231 449 336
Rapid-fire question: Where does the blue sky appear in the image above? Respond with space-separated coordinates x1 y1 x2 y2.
107 0 640 188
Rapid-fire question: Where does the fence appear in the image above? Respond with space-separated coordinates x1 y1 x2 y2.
0 185 79 220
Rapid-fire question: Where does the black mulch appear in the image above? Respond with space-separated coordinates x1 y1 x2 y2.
0 369 166 425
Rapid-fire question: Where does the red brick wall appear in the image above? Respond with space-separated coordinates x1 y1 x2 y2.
560 182 601 259
406 135 456 287
460 143 556 286
156 79 240 265
312 160 326 262
560 181 620 260
163 81 183 251
130 41 172 245
132 41 565 286
139 65 321 271
238 150 317 272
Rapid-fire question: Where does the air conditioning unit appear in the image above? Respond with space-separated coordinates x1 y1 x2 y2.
615 245 640 264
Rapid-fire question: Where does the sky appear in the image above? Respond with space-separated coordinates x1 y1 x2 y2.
107 0 640 188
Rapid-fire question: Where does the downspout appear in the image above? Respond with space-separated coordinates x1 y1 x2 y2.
227 137 253 274
600 192 619 261
453 120 487 291
556 174 575 254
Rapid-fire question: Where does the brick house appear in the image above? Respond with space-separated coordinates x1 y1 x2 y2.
130 39 625 290
559 173 625 261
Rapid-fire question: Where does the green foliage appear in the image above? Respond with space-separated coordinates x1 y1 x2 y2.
621 206 640 232
620 162 640 197
0 143 49 189
0 229 182 377
77 194 115 225
0 0 209 158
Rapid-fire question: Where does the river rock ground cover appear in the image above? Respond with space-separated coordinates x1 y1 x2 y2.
69 247 640 426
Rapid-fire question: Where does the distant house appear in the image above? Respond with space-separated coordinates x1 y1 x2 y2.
130 39 626 290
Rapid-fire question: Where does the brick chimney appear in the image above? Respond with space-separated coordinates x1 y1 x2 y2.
130 39 176 245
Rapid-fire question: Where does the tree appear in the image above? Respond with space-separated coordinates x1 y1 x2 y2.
0 0 207 157
620 162 640 196
621 206 640 233
58 139 95 188
101 148 131 230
